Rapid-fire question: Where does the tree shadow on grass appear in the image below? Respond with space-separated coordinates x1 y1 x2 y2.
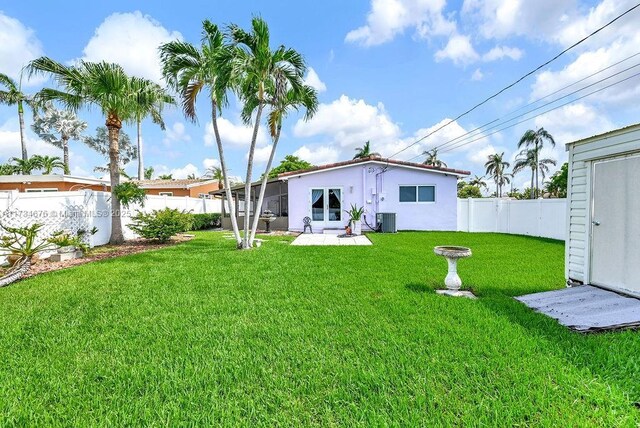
477 294 640 404
405 283 433 293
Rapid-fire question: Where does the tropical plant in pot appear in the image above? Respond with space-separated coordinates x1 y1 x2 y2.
0 223 52 266
48 230 90 255
345 204 364 235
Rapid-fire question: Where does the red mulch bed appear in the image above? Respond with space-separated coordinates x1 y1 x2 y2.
23 236 192 279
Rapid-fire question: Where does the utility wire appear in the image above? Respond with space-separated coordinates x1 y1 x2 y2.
388 2 640 159
416 51 640 154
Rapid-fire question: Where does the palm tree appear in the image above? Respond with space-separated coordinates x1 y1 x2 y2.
513 148 556 198
160 20 243 248
469 175 488 190
518 128 556 197
83 127 137 175
0 164 16 175
423 148 447 168
31 101 87 174
248 82 318 244
10 156 42 174
484 152 510 197
206 166 224 188
353 141 380 159
33 155 65 174
130 77 174 180
28 58 140 244
0 72 34 160
144 166 154 180
227 17 311 248
158 174 173 180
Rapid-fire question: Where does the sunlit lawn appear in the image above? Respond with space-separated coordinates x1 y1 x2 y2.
0 231 638 426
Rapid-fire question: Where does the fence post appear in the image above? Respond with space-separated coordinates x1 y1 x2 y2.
468 198 475 233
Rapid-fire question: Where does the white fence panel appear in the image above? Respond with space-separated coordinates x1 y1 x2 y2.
457 198 567 240
0 190 222 250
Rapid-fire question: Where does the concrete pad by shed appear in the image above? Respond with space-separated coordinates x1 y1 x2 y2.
516 285 640 332
291 234 372 246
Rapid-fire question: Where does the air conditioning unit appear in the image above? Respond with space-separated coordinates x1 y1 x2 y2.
376 212 397 233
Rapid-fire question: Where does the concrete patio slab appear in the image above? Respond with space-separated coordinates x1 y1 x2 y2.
516 285 640 332
291 233 372 246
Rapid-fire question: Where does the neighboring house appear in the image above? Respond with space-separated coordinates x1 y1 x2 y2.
0 174 110 192
566 123 640 298
136 179 220 198
213 155 469 232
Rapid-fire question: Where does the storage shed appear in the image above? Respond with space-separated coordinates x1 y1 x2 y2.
566 123 640 297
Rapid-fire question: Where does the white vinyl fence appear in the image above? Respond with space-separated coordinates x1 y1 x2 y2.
457 198 567 240
0 190 221 249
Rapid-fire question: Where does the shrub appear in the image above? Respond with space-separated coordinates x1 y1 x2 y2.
113 182 146 208
190 213 221 230
129 208 192 242
0 223 52 257
48 230 90 253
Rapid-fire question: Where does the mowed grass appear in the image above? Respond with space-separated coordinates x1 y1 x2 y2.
0 232 639 426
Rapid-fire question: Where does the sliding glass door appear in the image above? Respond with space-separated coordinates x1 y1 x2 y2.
310 188 342 227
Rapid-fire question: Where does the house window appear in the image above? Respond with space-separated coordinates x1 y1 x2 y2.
399 185 435 203
159 192 173 196
26 188 58 192
198 193 211 199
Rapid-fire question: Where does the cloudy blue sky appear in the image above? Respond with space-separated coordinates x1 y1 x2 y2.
1 0 639 191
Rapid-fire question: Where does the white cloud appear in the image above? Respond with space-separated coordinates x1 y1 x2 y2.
202 158 220 171
204 118 268 147
434 34 479 65
534 103 614 147
170 163 200 179
293 95 401 149
0 12 45 86
0 120 59 161
345 0 456 46
80 11 182 83
247 145 273 164
293 145 341 165
482 45 523 62
461 0 576 41
471 68 484 81
163 121 191 146
304 67 327 92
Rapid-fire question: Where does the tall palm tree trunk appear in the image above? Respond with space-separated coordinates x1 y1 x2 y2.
106 114 124 244
18 102 27 161
62 136 70 174
211 100 242 247
242 103 264 249
137 119 144 180
530 168 535 199
249 124 281 245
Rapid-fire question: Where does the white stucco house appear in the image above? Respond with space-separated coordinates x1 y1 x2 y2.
566 123 640 298
216 155 469 233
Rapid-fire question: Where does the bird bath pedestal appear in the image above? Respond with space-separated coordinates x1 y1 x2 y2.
433 246 476 298
259 210 277 234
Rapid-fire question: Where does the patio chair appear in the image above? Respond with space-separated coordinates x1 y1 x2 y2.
303 216 313 234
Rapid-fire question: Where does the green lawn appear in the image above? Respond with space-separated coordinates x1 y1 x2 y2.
0 232 639 426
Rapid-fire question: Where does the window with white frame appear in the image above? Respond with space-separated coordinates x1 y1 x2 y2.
399 185 435 203
158 191 173 196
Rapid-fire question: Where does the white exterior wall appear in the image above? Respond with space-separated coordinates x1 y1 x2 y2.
0 190 221 255
566 124 640 284
457 198 566 240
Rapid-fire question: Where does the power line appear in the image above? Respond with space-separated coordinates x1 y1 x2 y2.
388 2 640 159
415 52 640 155
436 71 640 155
418 60 640 156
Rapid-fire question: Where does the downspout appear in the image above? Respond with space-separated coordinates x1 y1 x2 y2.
362 166 367 228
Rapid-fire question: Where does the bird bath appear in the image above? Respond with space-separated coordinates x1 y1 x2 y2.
433 246 475 298
259 210 277 234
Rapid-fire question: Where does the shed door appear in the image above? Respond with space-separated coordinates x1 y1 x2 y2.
590 153 640 296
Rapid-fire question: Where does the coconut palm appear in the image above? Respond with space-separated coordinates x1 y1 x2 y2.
353 141 380 159
0 72 34 161
10 156 42 175
205 166 224 188
469 175 488 190
31 101 87 174
28 58 139 243
484 152 510 197
33 155 65 174
423 148 447 168
160 20 243 248
226 17 310 248
513 148 556 198
518 127 556 197
248 82 318 244
130 78 174 180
